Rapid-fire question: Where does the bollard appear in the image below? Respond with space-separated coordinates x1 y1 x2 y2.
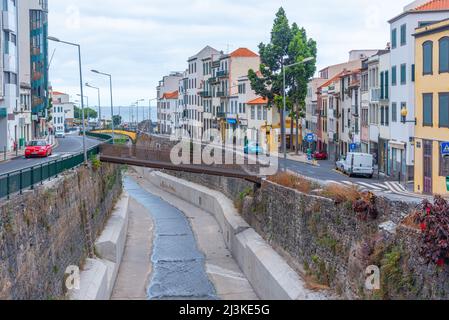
3 146 6 161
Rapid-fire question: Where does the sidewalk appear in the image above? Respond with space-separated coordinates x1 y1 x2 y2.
0 149 25 163
0 135 58 164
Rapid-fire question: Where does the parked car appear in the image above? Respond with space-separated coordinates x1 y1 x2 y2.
244 143 264 155
335 155 346 172
313 151 328 160
25 140 53 158
336 152 374 178
55 129 66 139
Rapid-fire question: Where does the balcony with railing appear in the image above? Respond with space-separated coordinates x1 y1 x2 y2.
199 91 212 98
217 70 229 78
208 77 219 84
370 88 381 102
217 91 227 98
217 111 227 119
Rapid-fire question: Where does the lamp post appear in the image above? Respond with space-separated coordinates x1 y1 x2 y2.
399 107 416 185
86 83 101 128
135 99 145 132
400 107 417 125
48 36 87 163
148 98 157 133
282 57 314 170
77 94 89 129
91 69 114 143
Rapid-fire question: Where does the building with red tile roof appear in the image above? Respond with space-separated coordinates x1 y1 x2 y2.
413 0 449 11
247 97 268 105
230 48 259 58
162 91 179 100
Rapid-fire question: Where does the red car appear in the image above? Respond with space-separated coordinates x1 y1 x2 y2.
313 151 328 160
25 140 53 158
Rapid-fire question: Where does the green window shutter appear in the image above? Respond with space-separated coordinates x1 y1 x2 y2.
423 93 433 126
380 72 384 99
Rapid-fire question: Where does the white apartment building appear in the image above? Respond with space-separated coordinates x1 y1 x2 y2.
52 91 75 130
185 46 220 140
388 0 449 182
159 91 179 135
157 72 183 135
378 50 391 175
0 0 21 152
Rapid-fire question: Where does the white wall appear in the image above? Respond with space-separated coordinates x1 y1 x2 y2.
389 11 449 166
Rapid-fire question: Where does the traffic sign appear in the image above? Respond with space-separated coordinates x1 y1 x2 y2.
442 142 449 156
446 177 449 192
350 143 358 152
306 133 314 143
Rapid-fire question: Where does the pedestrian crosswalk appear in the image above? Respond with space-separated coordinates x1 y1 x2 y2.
325 179 424 198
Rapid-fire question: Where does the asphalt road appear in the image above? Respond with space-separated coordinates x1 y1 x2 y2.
278 157 424 201
0 133 101 175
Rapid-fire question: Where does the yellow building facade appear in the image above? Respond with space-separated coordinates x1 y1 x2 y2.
414 19 449 195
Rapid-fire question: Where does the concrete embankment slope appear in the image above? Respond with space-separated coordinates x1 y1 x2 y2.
137 168 327 300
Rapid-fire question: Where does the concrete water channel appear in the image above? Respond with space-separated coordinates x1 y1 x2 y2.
124 177 217 300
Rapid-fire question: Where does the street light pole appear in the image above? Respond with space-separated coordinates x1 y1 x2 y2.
136 99 144 133
77 94 89 129
48 36 87 163
148 98 157 133
86 83 101 128
92 70 114 143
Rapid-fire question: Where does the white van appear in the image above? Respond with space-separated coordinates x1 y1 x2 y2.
336 153 374 178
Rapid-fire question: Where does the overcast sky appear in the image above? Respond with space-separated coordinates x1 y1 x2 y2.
48 0 412 107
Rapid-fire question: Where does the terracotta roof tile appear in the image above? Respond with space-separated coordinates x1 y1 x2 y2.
162 91 179 99
230 48 259 58
319 71 345 89
247 97 268 105
414 0 449 11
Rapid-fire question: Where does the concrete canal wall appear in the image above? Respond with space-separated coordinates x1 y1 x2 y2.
137 168 328 300
0 163 122 300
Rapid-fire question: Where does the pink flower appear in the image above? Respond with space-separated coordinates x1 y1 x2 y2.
426 207 431 215
437 259 445 267
420 223 427 231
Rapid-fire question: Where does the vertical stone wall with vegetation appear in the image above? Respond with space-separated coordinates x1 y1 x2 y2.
168 171 449 300
0 163 122 300
242 179 449 300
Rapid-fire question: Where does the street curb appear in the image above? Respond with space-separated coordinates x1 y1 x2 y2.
143 169 318 300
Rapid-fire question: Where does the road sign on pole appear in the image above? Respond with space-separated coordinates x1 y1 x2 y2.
441 142 449 156
306 133 314 143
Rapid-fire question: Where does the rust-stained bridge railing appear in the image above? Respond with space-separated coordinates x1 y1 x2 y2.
99 143 268 184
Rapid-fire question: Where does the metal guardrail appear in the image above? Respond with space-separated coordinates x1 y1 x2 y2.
99 144 265 184
0 133 112 200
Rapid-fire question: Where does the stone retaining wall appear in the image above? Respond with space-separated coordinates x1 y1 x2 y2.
0 163 122 300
